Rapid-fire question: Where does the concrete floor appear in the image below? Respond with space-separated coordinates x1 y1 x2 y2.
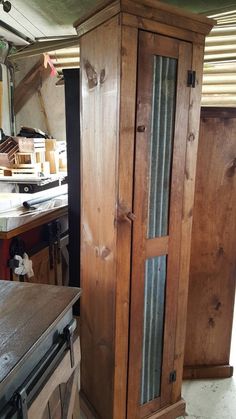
180 308 236 419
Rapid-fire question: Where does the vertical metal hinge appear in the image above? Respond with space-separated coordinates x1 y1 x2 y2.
187 70 196 88
169 370 177 383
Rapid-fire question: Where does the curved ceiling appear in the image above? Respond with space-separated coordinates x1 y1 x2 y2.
161 0 236 15
1 0 236 40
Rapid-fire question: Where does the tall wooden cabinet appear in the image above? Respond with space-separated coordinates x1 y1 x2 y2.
75 2 213 419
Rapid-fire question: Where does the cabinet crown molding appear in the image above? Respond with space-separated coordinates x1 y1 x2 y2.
74 0 215 38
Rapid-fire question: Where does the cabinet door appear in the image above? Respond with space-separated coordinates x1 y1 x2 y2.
127 31 192 418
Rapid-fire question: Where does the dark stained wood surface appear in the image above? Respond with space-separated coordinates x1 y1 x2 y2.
172 42 205 400
184 365 233 380
121 13 205 44
0 281 81 387
74 0 214 37
127 31 192 418
0 206 68 240
30 246 55 285
80 16 120 419
184 107 236 373
113 24 138 419
78 3 213 419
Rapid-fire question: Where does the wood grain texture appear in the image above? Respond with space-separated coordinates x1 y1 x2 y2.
160 40 192 409
121 0 213 35
127 30 159 419
14 58 50 114
184 108 236 370
78 4 211 419
121 13 205 44
184 365 233 380
29 337 80 419
48 386 62 419
0 281 81 388
172 43 205 403
74 0 214 36
113 24 138 419
74 0 120 35
146 399 185 419
80 392 98 419
80 16 120 419
127 31 192 418
30 246 55 285
146 237 169 258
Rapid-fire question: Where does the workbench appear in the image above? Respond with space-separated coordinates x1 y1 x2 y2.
0 205 69 285
0 280 81 418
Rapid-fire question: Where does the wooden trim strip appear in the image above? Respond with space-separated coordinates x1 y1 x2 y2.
201 106 236 119
145 236 169 259
160 40 192 409
145 399 185 419
121 13 205 44
172 43 205 404
183 365 234 380
75 0 120 35
113 25 138 419
121 0 214 35
140 397 161 418
75 0 214 38
125 0 212 26
80 391 100 419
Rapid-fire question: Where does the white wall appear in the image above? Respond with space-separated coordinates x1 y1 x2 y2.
14 57 66 140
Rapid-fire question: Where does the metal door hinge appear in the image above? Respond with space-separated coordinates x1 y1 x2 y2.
13 388 28 419
169 370 177 383
187 70 196 88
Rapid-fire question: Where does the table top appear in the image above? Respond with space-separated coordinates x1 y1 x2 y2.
0 205 68 239
0 281 81 385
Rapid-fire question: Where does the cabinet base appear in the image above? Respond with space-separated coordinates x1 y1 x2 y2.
183 365 233 380
146 399 186 419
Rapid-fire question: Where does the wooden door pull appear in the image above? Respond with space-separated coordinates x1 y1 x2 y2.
137 125 146 132
126 212 136 222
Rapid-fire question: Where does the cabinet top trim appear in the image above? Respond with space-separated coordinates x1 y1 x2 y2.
74 0 215 38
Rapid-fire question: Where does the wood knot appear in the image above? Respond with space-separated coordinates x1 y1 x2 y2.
100 69 106 84
84 59 98 89
217 246 224 257
208 317 215 328
226 158 236 178
188 132 195 142
215 301 222 311
185 168 190 180
101 247 111 260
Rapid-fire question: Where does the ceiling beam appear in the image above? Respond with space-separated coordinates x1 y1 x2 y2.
14 58 50 114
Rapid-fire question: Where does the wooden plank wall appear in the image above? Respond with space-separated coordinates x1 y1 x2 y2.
184 108 236 373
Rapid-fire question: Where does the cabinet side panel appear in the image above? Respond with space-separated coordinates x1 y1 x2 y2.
80 16 120 419
184 110 236 368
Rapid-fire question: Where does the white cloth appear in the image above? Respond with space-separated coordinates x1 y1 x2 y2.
14 253 34 278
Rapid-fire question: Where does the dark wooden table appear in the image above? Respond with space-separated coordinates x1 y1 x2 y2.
0 280 81 417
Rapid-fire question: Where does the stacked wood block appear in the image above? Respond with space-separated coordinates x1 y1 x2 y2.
0 137 19 168
0 137 63 177
45 139 60 174
13 137 50 177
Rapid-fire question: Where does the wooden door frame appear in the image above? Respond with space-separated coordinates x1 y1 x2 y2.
127 30 192 419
